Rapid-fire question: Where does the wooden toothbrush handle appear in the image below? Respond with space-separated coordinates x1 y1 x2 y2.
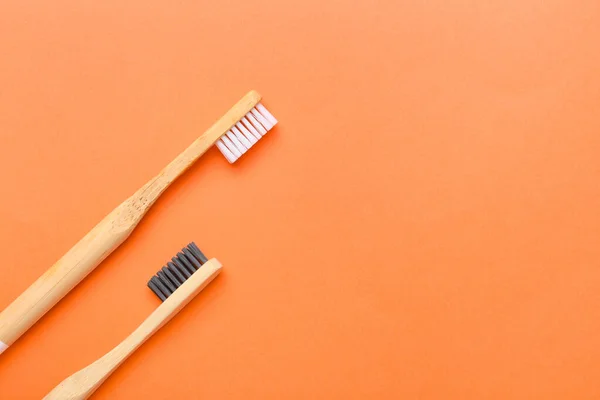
44 259 222 400
0 90 260 354
0 182 157 351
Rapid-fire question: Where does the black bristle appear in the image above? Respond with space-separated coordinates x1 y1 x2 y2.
169 259 190 279
147 243 209 301
153 276 172 297
178 251 197 272
167 263 186 283
148 279 167 301
173 256 194 276
182 247 202 269
189 242 208 264
157 270 177 293
162 266 181 287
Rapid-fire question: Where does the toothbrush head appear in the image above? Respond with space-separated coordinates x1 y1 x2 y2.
147 242 211 301
214 94 278 163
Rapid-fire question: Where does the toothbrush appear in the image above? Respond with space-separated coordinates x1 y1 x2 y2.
0 90 276 354
44 242 222 400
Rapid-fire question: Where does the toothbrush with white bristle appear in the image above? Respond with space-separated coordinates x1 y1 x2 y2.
0 90 277 355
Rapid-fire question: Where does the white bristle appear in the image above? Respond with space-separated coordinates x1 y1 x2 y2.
226 131 247 154
215 102 277 163
231 126 252 149
216 139 237 163
241 116 261 140
236 122 258 145
221 135 242 158
251 108 273 130
247 114 267 135
256 103 278 126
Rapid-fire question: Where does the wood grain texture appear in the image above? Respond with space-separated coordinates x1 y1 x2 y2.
43 258 222 400
0 90 259 348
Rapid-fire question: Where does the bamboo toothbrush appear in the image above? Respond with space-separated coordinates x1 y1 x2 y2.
44 242 222 400
0 90 276 354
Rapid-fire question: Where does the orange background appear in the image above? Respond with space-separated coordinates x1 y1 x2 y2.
0 0 599 398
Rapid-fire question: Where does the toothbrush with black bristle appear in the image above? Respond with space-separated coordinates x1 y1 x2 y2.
44 242 222 400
